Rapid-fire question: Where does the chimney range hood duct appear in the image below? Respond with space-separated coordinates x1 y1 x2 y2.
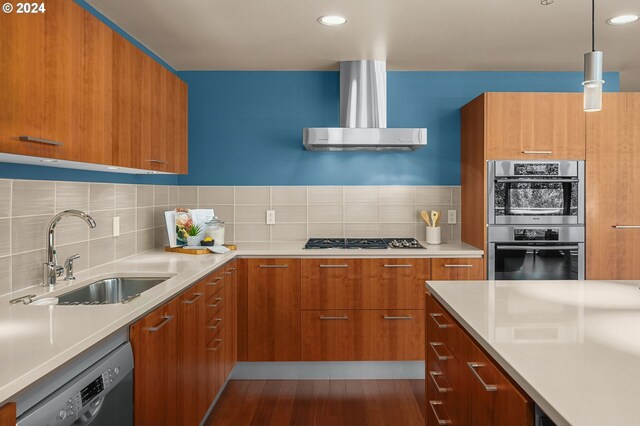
303 60 427 151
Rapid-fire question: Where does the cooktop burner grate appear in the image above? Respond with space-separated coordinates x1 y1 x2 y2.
304 238 424 249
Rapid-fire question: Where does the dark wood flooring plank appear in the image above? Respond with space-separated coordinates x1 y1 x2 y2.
408 379 426 419
267 380 297 426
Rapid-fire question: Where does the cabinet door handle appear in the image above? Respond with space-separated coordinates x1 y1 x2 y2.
383 264 412 268
522 150 552 154
207 338 223 351
183 292 203 304
443 264 473 268
207 318 223 329
429 342 452 361
208 297 223 308
146 315 174 332
428 371 452 393
613 225 640 229
259 264 288 268
206 278 223 286
429 313 452 329
383 315 413 320
319 264 348 268
467 362 498 391
319 316 349 320
146 159 168 164
19 136 64 146
428 401 452 425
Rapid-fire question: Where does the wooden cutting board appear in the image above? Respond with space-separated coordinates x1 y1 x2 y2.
164 246 211 255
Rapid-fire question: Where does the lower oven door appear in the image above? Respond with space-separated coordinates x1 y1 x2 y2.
489 243 584 281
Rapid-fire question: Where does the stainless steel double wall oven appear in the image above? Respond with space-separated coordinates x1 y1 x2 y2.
487 160 585 280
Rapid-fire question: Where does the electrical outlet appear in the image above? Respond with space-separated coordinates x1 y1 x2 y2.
266 210 276 225
447 210 457 224
113 217 120 237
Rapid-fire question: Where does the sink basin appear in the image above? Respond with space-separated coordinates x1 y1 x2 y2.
57 277 170 305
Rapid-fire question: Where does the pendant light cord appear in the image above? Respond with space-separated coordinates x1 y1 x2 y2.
592 0 595 51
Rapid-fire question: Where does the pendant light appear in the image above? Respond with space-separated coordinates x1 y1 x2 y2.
583 0 604 112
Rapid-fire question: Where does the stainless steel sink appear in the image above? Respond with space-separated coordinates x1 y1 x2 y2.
57 277 169 305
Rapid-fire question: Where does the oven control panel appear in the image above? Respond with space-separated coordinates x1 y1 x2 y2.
514 228 559 241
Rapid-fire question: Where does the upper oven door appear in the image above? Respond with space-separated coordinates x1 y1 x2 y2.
488 160 584 225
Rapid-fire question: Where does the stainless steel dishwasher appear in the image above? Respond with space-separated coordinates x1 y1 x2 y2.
16 332 134 426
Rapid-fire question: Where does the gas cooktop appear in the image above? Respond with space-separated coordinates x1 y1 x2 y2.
304 238 425 249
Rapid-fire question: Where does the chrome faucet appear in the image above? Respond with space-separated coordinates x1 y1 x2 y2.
43 210 96 287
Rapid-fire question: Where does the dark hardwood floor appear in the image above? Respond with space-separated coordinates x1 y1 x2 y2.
205 380 425 426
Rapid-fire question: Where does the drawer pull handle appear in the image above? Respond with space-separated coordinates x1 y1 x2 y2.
224 271 233 275
443 264 473 268
383 315 413 320
428 401 452 425
259 264 289 268
429 313 452 329
206 278 222 286
319 316 349 320
208 297 223 308
467 362 498 392
207 318 223 329
429 371 452 393
147 315 174 332
319 264 348 268
522 150 552 154
383 264 412 268
146 159 168 164
19 136 64 146
183 292 203 304
613 225 640 229
429 342 452 361
228 267 237 271
207 338 223 351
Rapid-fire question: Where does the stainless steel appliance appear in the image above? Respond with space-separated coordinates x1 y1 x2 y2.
16 337 133 426
488 160 584 225
488 226 584 280
304 238 425 249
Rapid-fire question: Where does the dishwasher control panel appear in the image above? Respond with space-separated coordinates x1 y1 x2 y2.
17 343 133 426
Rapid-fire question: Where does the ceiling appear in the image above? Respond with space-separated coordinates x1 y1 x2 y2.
86 0 640 89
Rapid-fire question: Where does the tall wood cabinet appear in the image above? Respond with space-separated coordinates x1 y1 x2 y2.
0 0 187 173
586 93 640 279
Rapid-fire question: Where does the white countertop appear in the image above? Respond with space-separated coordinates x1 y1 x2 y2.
0 242 482 404
426 279 640 426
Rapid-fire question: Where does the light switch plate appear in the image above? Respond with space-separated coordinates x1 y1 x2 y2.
113 217 120 236
447 210 457 224
266 210 276 225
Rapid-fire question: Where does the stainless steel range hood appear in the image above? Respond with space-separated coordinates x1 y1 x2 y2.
303 60 427 151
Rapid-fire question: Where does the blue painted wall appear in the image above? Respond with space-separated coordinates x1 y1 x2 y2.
178 71 619 186
0 0 180 184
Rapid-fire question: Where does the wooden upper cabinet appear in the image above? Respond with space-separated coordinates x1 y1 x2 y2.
586 93 640 279
247 258 301 361
485 93 586 160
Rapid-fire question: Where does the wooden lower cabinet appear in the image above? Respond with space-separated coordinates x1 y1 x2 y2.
362 258 430 309
426 293 533 425
301 310 424 361
431 257 485 281
130 262 237 426
0 403 15 426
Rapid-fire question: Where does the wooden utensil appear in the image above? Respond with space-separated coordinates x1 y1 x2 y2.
420 210 432 227
431 210 441 228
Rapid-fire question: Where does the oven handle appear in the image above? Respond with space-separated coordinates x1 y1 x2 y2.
495 245 580 251
494 178 579 183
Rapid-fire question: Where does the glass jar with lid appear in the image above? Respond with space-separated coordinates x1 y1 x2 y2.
205 216 225 246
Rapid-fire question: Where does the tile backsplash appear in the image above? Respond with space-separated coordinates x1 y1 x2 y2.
0 180 461 296
0 179 178 296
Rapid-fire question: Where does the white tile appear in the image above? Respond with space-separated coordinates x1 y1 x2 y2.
416 186 451 205
345 223 381 238
89 237 114 267
308 205 343 223
308 223 344 238
380 205 416 223
380 186 416 205
55 182 89 212
234 224 270 242
199 187 234 205
235 187 270 205
12 215 49 254
344 186 379 205
0 257 10 295
235 205 268 223
115 184 136 209
12 250 45 290
154 186 169 206
271 224 307 241
154 226 169 248
88 210 115 239
0 180 10 218
115 232 136 260
381 223 416 238
136 207 154 230
168 186 179 205
89 183 115 211
56 218 90 246
308 186 343 205
271 187 306 205
12 180 55 216
344 205 380 223
136 229 154 253
179 186 198 205
199 205 234 223
272 205 307 223
0 219 9 257
137 185 154 207
452 186 461 204
115 208 136 234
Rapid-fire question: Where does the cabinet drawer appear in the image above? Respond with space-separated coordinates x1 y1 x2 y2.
361 259 429 309
431 258 484 281
427 399 455 426
301 259 362 309
207 291 225 319
203 270 225 298
362 310 424 360
426 295 463 357
301 310 360 361
207 305 225 340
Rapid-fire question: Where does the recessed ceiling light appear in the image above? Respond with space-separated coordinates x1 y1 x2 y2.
318 15 347 26
107 166 120 170
40 159 58 163
146 171 158 174
606 14 639 25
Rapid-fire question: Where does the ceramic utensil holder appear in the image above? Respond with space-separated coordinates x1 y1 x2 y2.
426 226 441 245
